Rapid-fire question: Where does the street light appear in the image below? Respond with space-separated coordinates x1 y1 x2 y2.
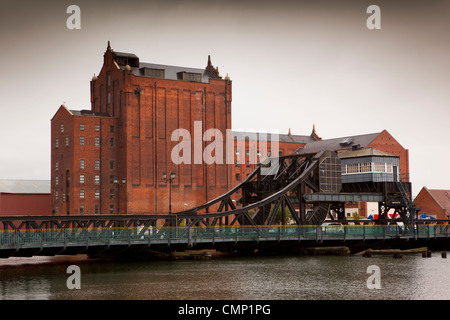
113 177 126 214
163 172 176 214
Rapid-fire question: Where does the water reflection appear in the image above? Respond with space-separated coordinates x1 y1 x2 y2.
0 254 449 300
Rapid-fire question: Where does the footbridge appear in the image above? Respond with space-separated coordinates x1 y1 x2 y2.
1 151 448 258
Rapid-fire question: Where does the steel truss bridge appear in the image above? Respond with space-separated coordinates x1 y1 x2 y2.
1 152 448 258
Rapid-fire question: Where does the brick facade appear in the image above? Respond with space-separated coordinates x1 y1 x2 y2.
50 43 411 217
414 187 450 220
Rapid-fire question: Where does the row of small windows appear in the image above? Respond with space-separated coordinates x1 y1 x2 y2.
55 160 115 172
235 150 276 157
61 123 114 133
55 136 115 148
54 204 116 215
54 189 117 201
342 162 393 174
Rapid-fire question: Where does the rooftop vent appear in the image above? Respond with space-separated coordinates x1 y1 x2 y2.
340 138 353 146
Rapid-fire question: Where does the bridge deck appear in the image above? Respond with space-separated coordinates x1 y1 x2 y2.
0 225 448 258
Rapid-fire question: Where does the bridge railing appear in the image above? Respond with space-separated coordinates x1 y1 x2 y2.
0 224 448 247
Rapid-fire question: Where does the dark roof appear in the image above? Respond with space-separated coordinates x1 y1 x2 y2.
232 131 315 144
121 62 217 83
70 110 113 118
114 51 139 58
294 132 381 155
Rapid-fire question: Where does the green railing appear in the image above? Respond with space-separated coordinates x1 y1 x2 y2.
0 224 449 247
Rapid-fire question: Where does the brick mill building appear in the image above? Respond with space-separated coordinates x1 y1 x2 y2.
51 43 411 217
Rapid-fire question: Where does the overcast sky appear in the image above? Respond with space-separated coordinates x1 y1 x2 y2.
0 0 448 196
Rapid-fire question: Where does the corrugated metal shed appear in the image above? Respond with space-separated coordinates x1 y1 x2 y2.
0 180 50 194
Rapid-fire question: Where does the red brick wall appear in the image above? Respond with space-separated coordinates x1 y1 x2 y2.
414 187 446 219
51 106 119 215
0 193 51 216
88 47 232 214
368 130 410 182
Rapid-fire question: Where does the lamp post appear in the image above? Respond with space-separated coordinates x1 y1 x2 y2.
113 177 126 214
163 172 176 214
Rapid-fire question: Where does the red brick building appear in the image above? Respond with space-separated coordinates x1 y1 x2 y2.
52 42 232 215
51 43 411 217
414 187 450 220
0 180 51 216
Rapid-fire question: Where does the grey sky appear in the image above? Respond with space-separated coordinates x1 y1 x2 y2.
0 0 448 197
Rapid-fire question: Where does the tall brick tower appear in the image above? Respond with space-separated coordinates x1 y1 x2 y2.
51 42 232 215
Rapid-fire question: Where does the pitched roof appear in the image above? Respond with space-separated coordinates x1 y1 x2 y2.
232 131 316 144
428 189 450 213
121 62 217 83
0 180 50 194
114 49 221 84
70 109 113 118
294 132 382 155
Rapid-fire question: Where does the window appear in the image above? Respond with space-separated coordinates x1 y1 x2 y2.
110 160 115 170
235 173 241 181
79 205 85 215
60 123 64 133
55 176 59 186
79 189 85 199
80 174 85 184
110 125 114 133
95 160 100 170
109 138 114 147
80 159 85 170
95 189 100 199
177 71 202 82
55 138 59 149
55 206 59 215
94 205 100 214
347 164 359 174
360 162 372 173
80 123 85 131
95 124 100 132
235 162 240 168
110 189 115 199
246 161 251 168
110 175 115 184
386 163 393 173
109 204 115 214
107 92 111 104
55 191 59 200
95 137 100 146
65 137 69 147
143 68 165 79
94 175 100 185
80 136 85 146
107 72 111 86
374 162 386 172
55 161 59 171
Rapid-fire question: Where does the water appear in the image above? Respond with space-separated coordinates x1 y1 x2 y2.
0 253 449 300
